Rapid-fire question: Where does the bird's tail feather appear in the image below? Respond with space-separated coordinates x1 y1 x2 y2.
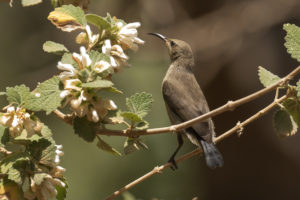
200 140 224 169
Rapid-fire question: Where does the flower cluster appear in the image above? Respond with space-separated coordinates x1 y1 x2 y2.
58 21 143 122
58 46 117 122
0 106 43 137
24 145 66 200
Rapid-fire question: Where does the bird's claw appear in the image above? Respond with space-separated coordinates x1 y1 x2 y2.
168 157 178 170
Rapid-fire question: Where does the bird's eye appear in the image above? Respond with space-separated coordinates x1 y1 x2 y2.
170 41 175 46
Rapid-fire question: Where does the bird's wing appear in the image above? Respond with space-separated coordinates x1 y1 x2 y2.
162 76 213 142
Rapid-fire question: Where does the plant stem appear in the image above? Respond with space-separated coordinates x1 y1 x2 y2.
104 94 288 200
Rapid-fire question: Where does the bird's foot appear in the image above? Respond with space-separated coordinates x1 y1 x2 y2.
168 157 178 170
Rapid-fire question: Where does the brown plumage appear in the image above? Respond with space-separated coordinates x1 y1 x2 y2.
149 33 224 169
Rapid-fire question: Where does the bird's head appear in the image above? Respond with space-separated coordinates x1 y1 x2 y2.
148 33 193 61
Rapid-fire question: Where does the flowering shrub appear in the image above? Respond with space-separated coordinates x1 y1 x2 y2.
0 3 152 200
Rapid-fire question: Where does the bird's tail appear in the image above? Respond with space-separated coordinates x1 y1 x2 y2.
200 140 224 169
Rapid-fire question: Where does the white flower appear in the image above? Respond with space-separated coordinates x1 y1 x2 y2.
57 62 78 80
50 166 66 178
72 46 92 69
54 144 64 165
28 174 66 200
63 78 82 91
0 106 42 138
85 25 99 46
116 22 144 51
94 60 111 73
102 39 128 68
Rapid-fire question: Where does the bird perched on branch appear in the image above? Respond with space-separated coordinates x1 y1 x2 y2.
149 33 224 169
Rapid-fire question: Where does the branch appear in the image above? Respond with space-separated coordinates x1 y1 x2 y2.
96 65 300 137
104 94 288 200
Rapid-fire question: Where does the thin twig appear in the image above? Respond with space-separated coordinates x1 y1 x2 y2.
104 95 288 200
96 66 300 137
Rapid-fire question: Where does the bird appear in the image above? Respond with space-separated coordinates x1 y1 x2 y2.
148 33 224 169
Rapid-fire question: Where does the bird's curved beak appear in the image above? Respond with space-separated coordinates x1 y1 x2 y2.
148 33 167 42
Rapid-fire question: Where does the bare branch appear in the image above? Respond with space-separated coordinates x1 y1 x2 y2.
104 94 288 200
96 66 300 137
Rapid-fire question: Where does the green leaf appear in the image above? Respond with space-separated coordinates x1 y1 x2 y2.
6 85 31 106
121 112 142 123
282 98 300 126
33 173 47 185
258 66 281 88
283 23 300 62
40 124 53 140
24 76 64 114
86 14 111 30
48 5 87 32
273 109 298 137
56 178 68 200
89 50 110 66
21 0 42 6
28 138 55 166
81 79 113 89
126 92 153 119
0 124 10 147
61 53 78 68
43 41 69 55
124 138 148 155
105 87 123 94
14 130 42 143
96 136 121 156
0 92 6 96
73 117 97 142
0 152 30 184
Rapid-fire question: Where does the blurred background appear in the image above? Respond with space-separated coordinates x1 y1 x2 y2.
1 0 300 199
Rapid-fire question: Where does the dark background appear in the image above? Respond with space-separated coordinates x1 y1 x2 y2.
1 0 300 199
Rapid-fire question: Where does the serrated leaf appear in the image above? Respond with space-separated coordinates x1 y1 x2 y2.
126 92 153 119
124 138 148 155
282 98 300 126
6 85 31 106
0 124 9 147
283 23 300 62
40 125 53 140
274 109 298 138
48 5 87 32
56 177 68 200
73 117 96 142
28 138 55 166
121 112 142 123
24 76 63 114
96 136 121 156
258 66 281 88
0 92 6 96
21 0 42 6
0 152 30 184
81 79 113 88
43 41 69 55
86 14 111 30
